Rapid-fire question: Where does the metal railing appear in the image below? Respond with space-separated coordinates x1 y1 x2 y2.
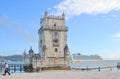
0 64 29 73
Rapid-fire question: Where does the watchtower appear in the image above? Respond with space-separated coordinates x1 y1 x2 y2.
38 11 70 69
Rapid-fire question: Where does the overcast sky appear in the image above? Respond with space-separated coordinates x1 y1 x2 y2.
0 0 120 60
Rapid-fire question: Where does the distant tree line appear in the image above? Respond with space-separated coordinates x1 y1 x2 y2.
0 55 23 61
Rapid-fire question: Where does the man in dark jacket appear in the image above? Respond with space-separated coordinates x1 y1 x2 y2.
3 63 10 75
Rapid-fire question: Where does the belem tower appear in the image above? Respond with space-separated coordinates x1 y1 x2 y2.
24 11 70 70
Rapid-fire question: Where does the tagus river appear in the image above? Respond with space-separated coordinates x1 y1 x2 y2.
70 60 120 70
0 60 120 73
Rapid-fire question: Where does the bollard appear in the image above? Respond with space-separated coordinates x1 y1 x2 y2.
14 65 16 72
98 67 100 72
20 65 22 72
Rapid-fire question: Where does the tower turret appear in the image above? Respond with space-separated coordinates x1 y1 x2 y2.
62 13 65 19
44 10 48 17
29 46 34 65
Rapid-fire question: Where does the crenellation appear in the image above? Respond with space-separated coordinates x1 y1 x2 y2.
42 26 68 31
48 15 64 20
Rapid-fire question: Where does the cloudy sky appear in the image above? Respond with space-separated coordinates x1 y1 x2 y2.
0 0 120 59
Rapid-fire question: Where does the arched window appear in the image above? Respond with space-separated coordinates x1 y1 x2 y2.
40 40 42 47
54 23 56 27
55 48 58 52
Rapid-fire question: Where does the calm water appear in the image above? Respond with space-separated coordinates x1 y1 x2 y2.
70 60 120 70
0 60 120 73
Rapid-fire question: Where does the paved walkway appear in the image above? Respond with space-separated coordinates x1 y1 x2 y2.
1 70 120 79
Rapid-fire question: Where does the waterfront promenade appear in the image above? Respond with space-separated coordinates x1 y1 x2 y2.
1 70 120 79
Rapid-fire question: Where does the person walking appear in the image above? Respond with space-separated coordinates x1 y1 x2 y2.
3 62 11 75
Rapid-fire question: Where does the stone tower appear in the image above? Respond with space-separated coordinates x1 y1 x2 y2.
38 11 70 69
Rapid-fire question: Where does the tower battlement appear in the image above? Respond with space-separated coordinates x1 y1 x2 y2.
40 11 65 24
42 14 65 19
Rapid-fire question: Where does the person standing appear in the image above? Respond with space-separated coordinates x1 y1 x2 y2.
3 62 10 75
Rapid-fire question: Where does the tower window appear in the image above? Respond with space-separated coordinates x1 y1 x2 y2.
55 48 58 52
54 39 58 43
54 23 56 26
40 40 42 46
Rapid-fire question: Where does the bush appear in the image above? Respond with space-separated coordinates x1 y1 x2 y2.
24 65 33 72
35 67 41 72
